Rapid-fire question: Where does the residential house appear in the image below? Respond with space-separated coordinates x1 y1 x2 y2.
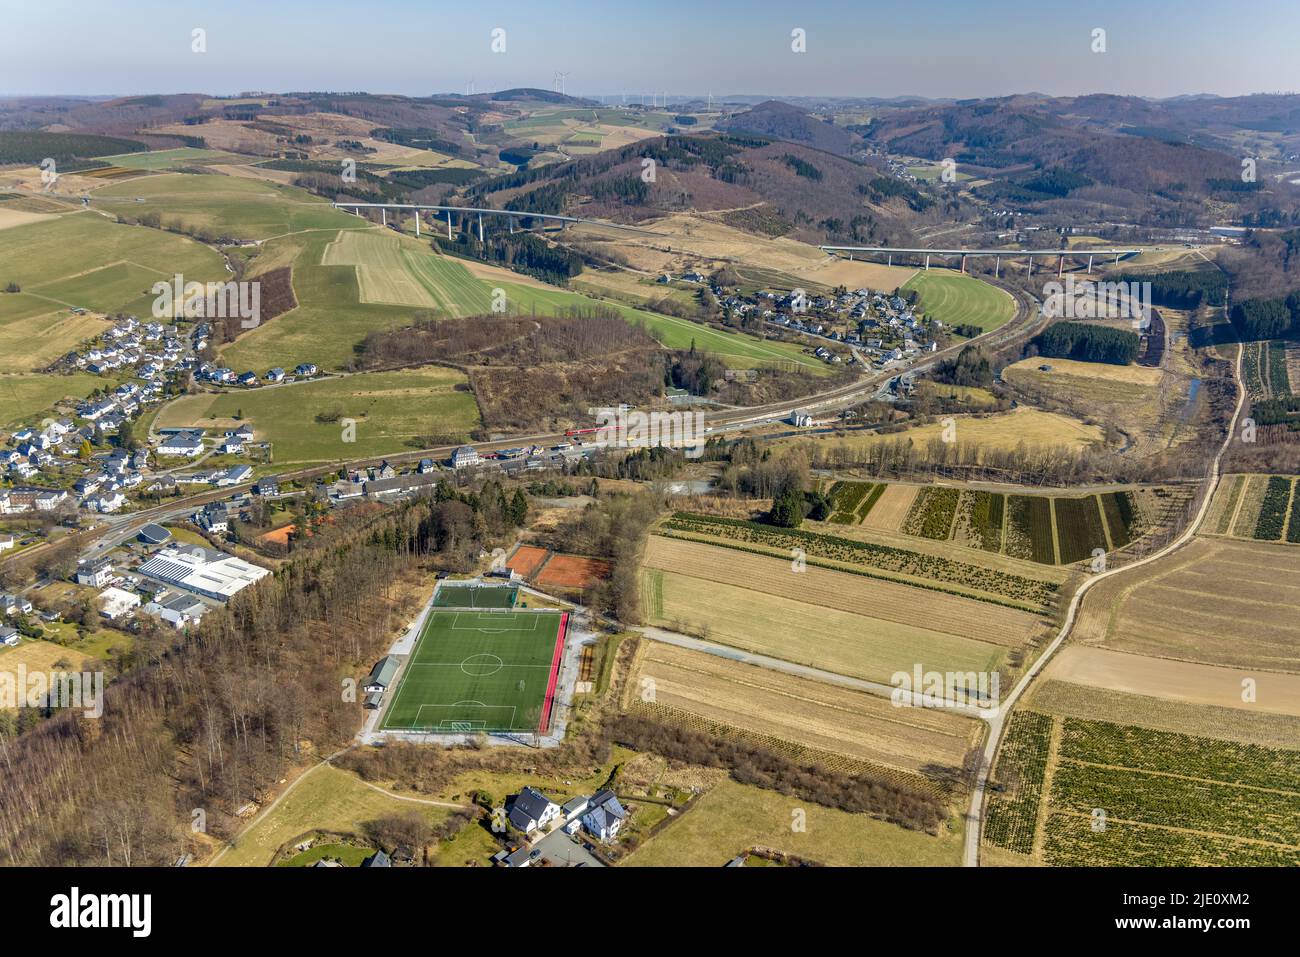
451 446 480 470
196 503 231 534
580 789 627 842
145 475 178 495
507 787 560 834
502 846 541 868
253 476 281 497
157 430 205 457
0 627 19 647
216 464 253 486
561 796 590 835
89 491 128 513
34 489 68 512
76 560 115 588
0 594 33 617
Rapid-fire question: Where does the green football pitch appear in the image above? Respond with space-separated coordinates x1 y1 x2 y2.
432 583 519 608
380 609 567 733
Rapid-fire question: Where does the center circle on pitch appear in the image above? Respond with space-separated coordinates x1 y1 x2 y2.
461 653 504 676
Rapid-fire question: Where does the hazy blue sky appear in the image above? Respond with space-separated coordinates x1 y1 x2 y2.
4 0 1298 100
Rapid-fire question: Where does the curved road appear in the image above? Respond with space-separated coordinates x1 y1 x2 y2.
960 341 1245 867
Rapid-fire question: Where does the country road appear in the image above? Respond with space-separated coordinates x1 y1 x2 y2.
960 339 1245 867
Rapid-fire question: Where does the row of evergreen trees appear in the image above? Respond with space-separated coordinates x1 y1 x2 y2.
1035 321 1140 365
1229 292 1300 341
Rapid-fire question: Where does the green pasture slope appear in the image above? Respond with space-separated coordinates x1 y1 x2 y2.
153 366 480 467
92 172 359 240
903 271 1015 334
0 211 226 317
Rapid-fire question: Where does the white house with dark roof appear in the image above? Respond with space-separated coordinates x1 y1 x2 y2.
451 446 480 470
580 789 627 842
143 593 207 630
507 786 560 834
560 795 590 834
75 559 115 588
157 430 205 457
0 593 33 617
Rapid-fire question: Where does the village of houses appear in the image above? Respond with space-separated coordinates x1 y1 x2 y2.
0 301 618 703
658 271 942 371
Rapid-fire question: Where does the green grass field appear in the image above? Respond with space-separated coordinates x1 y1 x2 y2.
0 306 107 373
381 609 565 733
624 779 964 867
0 211 226 317
0 371 112 430
433 583 519 608
153 365 480 467
92 172 359 240
903 270 1015 334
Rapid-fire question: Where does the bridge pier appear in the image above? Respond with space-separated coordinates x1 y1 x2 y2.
447 211 452 240
1087 254 1093 275
925 254 930 271
381 208 386 226
888 254 892 266
508 217 514 235
478 213 484 243
1058 255 1064 278
1027 256 1033 278
414 211 420 238
960 254 967 274
994 257 1000 279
